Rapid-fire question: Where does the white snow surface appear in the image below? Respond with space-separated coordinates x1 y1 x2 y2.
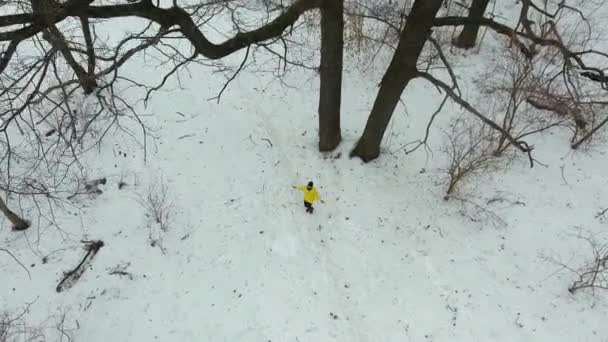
2 2 608 341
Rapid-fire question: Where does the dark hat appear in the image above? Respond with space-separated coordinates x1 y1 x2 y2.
307 181 313 187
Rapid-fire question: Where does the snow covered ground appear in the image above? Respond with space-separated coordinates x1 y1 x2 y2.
2 2 608 342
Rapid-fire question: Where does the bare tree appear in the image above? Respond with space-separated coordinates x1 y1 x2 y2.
1 0 607 186
318 0 344 151
349 0 608 162
0 0 336 227
351 0 444 161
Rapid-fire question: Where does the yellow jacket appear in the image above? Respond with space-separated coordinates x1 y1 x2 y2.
295 185 321 204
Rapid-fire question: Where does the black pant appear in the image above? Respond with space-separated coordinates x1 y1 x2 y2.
304 201 313 213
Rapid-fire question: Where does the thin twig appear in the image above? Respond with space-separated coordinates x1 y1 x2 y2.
208 45 251 103
261 138 273 147
445 194 507 228
0 247 31 279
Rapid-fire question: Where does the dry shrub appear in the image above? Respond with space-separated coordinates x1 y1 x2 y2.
568 235 608 294
443 118 504 197
1 305 75 342
136 176 173 252
477 40 569 154
479 37 605 149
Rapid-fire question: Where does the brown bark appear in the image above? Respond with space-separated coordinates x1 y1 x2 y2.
0 195 30 231
318 0 343 151
351 0 443 162
453 0 491 49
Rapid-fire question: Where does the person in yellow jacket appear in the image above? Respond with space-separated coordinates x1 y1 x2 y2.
293 181 321 214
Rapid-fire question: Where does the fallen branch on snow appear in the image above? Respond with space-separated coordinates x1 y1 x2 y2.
108 262 134 280
56 240 104 293
595 207 608 219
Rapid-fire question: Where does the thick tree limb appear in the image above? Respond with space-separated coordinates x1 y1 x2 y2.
0 40 19 75
56 240 104 292
43 25 97 93
0 23 47 42
31 28 169 103
83 0 321 60
0 13 36 28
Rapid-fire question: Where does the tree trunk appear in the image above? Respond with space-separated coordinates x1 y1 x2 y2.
453 0 491 49
318 0 343 151
351 0 443 162
0 195 30 231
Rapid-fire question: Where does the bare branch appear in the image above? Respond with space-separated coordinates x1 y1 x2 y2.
43 25 96 93
428 36 461 96
396 94 448 155
418 72 534 158
209 45 250 103
0 247 31 279
572 115 608 149
0 40 19 75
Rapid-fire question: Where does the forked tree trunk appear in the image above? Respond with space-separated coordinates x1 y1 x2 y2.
453 0 491 49
0 195 30 231
351 0 443 162
318 0 343 151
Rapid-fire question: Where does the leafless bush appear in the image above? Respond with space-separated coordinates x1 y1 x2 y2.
568 235 608 294
1 302 75 342
137 177 173 231
0 310 42 342
477 40 568 156
477 24 608 150
443 118 503 197
136 176 173 252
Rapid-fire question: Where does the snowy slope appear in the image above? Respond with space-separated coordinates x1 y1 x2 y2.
2 2 608 342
